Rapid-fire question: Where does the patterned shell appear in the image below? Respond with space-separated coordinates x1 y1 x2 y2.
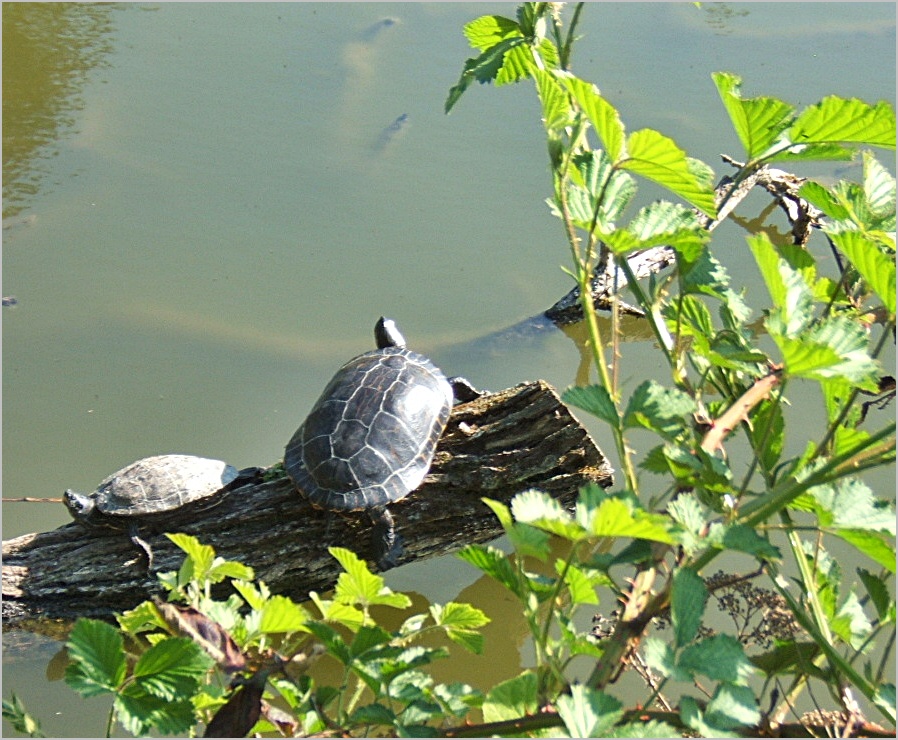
285 346 453 512
91 455 239 517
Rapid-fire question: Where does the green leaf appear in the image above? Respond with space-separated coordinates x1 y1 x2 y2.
587 497 679 544
863 150 897 221
166 532 214 578
482 670 538 722
705 683 761 731
623 380 697 438
671 568 707 647
483 496 552 558
557 560 608 605
789 96 896 150
857 568 892 621
643 637 691 682
330 547 411 610
712 72 795 160
132 637 212 700
678 634 757 685
445 37 528 113
750 641 824 677
259 595 309 633
563 384 621 428
621 128 717 218
430 602 490 654
115 689 197 737
799 180 852 221
457 544 523 598
556 684 623 738
463 14 522 51
829 230 896 315
534 69 572 131
717 524 781 560
510 488 588 542
64 619 127 697
829 529 896 572
2 694 44 738
810 478 895 534
563 76 626 160
207 558 254 583
349 703 395 726
612 719 681 737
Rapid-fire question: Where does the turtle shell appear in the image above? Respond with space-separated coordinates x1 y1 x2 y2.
81 454 239 520
285 346 453 512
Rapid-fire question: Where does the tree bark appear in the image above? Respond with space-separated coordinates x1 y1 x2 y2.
2 380 613 626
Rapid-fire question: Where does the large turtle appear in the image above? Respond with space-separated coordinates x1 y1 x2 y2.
285 317 479 569
64 454 261 568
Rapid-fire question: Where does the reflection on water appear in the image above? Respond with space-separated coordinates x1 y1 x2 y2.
2 3 115 218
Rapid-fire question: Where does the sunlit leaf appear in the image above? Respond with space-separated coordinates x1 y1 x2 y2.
857 568 892 620
563 76 625 160
534 69 571 131
863 150 897 220
556 684 623 738
463 14 522 51
712 71 795 160
482 670 538 722
829 230 896 315
259 595 310 634
623 380 696 437
621 128 717 217
330 547 411 610
511 488 588 542
587 497 678 544
678 634 757 686
789 96 896 150
116 690 197 737
704 683 761 733
456 544 522 598
828 529 896 572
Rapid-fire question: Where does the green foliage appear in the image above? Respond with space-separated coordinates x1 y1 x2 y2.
2 695 44 738
447 2 895 734
8 4 895 738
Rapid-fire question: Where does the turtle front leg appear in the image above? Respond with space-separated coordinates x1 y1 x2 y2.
448 376 484 405
368 507 403 570
127 522 155 571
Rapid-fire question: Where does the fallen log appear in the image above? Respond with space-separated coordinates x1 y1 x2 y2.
2 380 613 626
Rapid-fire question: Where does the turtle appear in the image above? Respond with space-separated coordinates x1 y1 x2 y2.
284 317 480 569
64 454 261 569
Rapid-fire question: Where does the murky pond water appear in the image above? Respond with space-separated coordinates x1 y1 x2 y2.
3 3 895 736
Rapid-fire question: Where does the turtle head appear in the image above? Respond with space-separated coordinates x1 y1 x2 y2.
375 317 406 349
63 489 96 523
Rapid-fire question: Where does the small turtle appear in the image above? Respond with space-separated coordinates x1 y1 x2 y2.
285 317 479 569
64 454 261 568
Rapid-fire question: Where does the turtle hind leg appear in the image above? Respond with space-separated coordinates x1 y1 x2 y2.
368 507 403 570
127 522 155 571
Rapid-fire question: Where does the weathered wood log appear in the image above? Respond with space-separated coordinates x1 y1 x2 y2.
2 380 613 626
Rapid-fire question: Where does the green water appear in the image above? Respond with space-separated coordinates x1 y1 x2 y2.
3 3 895 736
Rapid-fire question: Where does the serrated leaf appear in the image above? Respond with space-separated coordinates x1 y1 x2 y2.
166 532 214 577
563 384 621 428
800 180 852 221
863 150 897 219
349 702 395 726
644 637 690 682
510 488 588 542
621 128 717 217
712 72 795 160
829 529 896 572
563 76 625 160
64 619 127 697
457 544 522 598
718 525 781 560
115 691 197 737
607 201 709 261
810 478 895 534
750 641 823 677
330 547 411 610
704 683 761 732
430 602 489 654
790 96 896 150
678 634 757 686
463 14 522 51
482 671 538 722
445 37 527 113
259 595 309 634
857 568 892 620
556 684 623 738
782 315 881 389
588 497 678 544
623 380 696 437
132 637 212 700
557 560 605 605
672 568 707 647
534 69 572 131
830 230 896 315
